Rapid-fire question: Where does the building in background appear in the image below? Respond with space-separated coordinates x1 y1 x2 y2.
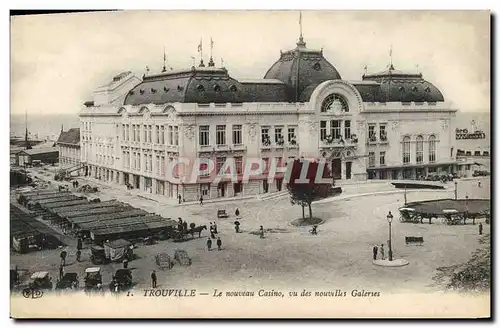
16 147 59 166
56 128 81 167
79 28 472 201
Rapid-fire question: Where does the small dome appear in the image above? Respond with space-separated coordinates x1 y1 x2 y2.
264 38 341 102
357 65 444 102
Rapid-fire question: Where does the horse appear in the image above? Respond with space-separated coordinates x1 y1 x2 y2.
189 225 207 238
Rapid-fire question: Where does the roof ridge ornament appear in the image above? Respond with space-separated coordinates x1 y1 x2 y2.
296 11 306 48
388 45 395 70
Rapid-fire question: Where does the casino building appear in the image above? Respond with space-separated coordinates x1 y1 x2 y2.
79 30 470 201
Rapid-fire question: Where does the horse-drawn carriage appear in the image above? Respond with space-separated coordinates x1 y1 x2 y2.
56 273 79 290
84 267 102 291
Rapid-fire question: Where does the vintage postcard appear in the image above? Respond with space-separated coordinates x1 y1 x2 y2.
9 10 490 318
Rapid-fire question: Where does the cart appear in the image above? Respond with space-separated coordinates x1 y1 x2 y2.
90 245 107 264
84 267 102 291
56 272 79 290
155 253 174 270
174 249 192 266
217 209 229 218
112 268 133 292
28 271 53 290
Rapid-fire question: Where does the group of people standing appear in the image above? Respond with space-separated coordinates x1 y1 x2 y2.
372 244 386 261
207 222 222 251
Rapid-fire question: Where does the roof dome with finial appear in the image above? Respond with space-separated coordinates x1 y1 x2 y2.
263 12 342 102
355 52 444 103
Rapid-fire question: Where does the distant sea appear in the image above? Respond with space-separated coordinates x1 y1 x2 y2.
9 111 490 148
10 114 80 140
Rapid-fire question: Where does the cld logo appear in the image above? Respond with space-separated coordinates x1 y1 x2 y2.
22 288 44 299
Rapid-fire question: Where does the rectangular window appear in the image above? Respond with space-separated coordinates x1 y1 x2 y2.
144 125 147 143
344 120 351 139
380 151 386 166
288 127 297 145
137 153 141 170
330 120 341 140
199 125 210 146
149 154 153 172
274 126 284 145
160 126 165 145
368 152 375 167
168 126 173 145
174 126 179 146
232 125 242 145
379 125 387 141
261 126 271 145
156 155 160 174
160 155 165 175
235 156 243 174
137 125 141 142
156 126 160 144
132 125 136 142
216 125 226 146
320 121 327 141
216 157 226 174
126 125 129 141
368 124 376 140
122 124 125 140
148 125 152 143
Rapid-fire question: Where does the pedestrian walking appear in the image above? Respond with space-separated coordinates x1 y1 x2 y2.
76 249 81 262
235 208 240 217
151 270 157 288
478 181 482 188
59 264 64 280
207 238 212 251
123 258 129 269
77 238 83 251
178 194 182 204
372 245 378 260
217 237 222 251
213 222 218 234
199 195 204 205
380 244 385 260
479 222 483 235
235 221 240 233
259 225 265 239
60 250 67 266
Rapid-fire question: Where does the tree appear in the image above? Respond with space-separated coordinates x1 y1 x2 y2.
286 159 333 220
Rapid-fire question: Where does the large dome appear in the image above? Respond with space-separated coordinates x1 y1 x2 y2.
264 37 342 102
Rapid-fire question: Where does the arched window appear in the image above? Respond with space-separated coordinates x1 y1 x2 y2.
402 136 411 164
321 94 349 113
416 135 424 163
429 135 437 163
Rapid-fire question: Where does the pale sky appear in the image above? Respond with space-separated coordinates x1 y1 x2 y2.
11 10 490 116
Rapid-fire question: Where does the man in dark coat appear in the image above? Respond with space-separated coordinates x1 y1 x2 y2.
178 194 182 204
76 249 82 262
59 264 64 280
259 226 265 239
77 238 83 251
199 195 204 205
235 208 240 217
217 237 222 251
60 250 67 266
206 238 212 251
151 270 157 288
479 222 483 235
213 222 218 234
372 245 378 260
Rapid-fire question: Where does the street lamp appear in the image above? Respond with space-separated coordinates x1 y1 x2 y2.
465 195 469 225
454 181 458 200
387 211 394 261
404 183 407 205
